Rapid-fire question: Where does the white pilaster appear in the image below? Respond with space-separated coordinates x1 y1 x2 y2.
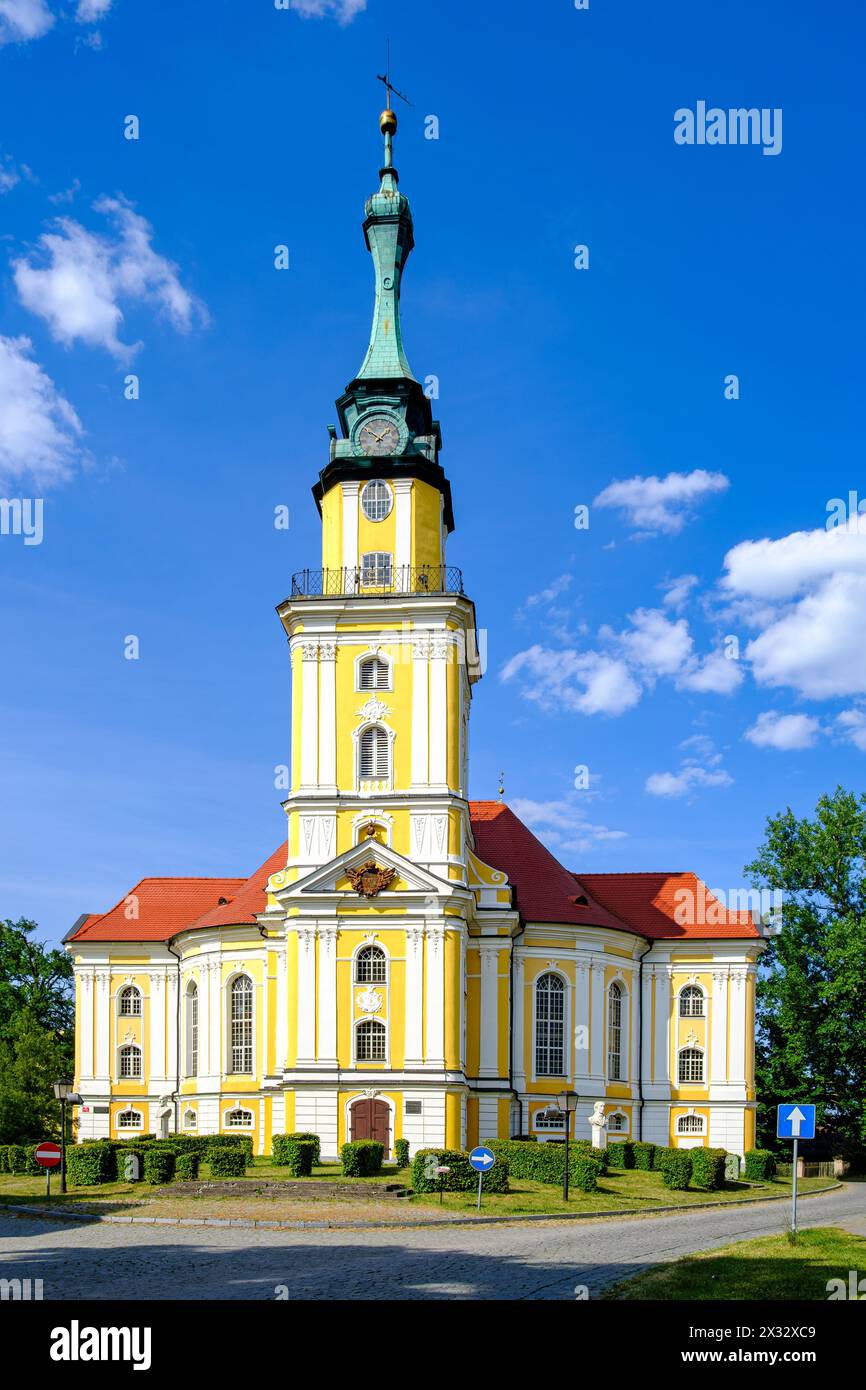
318 641 337 790
573 958 591 1081
149 973 166 1083
728 968 748 1084
424 925 446 1066
208 960 222 1081
300 643 319 788
512 954 526 1091
393 477 413 573
404 927 425 1067
94 971 110 1083
341 481 360 571
276 944 288 1070
165 972 178 1084
296 927 317 1064
478 944 500 1078
710 968 729 1085
428 636 448 790
317 924 338 1066
79 971 94 1080
653 967 671 1085
411 636 430 786
589 961 606 1082
640 963 653 1089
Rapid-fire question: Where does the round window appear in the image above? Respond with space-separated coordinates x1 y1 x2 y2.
361 480 392 522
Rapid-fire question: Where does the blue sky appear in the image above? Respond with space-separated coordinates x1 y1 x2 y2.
1 0 865 945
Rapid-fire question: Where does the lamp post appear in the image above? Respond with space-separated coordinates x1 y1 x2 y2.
557 1090 580 1201
53 1080 82 1195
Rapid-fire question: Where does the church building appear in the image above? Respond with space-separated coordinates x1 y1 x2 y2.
66 106 763 1161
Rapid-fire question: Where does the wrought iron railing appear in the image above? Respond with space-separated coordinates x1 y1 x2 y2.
290 565 465 598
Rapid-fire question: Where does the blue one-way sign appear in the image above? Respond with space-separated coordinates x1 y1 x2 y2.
468 1146 496 1172
777 1103 816 1140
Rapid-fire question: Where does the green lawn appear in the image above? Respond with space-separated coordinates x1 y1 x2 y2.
603 1226 866 1300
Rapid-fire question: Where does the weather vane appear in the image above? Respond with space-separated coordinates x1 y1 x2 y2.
498 771 505 802
376 38 412 111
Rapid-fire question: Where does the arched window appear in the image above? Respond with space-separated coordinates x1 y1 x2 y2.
359 655 390 691
608 1111 627 1132
117 1108 142 1129
607 982 624 1080
119 985 141 1016
535 973 565 1076
355 1018 386 1062
677 1112 705 1134
119 1044 141 1079
225 1107 254 1129
533 1107 565 1132
679 985 704 1017
678 1047 704 1084
183 1108 197 1130
356 945 387 983
360 479 393 522
359 725 389 780
186 982 198 1077
229 975 253 1074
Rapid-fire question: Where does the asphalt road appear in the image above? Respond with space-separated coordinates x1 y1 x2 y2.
1 1184 863 1300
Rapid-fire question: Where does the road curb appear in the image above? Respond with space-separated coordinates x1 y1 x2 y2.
0 1183 843 1233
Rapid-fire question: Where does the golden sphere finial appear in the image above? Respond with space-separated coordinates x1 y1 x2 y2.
380 108 397 136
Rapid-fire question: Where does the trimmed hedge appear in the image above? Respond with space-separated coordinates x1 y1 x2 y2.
485 1138 605 1186
0 1144 42 1176
280 1132 321 1165
395 1138 410 1169
208 1146 247 1177
271 1136 316 1177
661 1149 693 1190
341 1140 384 1177
606 1140 633 1169
412 1148 509 1194
691 1147 727 1191
143 1148 176 1186
67 1142 115 1187
174 1152 200 1181
632 1141 656 1171
744 1148 776 1181
652 1144 676 1171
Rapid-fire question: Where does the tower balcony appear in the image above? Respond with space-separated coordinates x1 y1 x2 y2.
290 564 465 600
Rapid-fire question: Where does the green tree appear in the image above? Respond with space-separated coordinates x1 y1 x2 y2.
747 786 866 1151
0 1009 72 1143
0 917 74 1040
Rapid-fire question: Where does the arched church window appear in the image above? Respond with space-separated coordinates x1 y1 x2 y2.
119 985 141 1016
535 973 565 1076
359 655 389 690
607 982 624 1080
356 945 387 983
119 1044 142 1079
225 1107 254 1128
229 975 253 1074
360 480 392 522
677 1112 705 1134
186 981 198 1077
678 1047 704 1084
679 985 704 1017
359 725 389 779
355 1018 386 1062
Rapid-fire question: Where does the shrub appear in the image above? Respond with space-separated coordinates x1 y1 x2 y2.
208 1146 247 1178
395 1138 410 1169
652 1144 676 1171
282 1132 320 1165
341 1140 384 1177
605 1140 633 1169
271 1136 315 1177
570 1156 600 1192
691 1147 727 1191
143 1148 175 1186
3 1144 41 1176
744 1148 776 1181
412 1148 509 1194
484 1138 602 1187
174 1152 200 1181
661 1149 693 1190
573 1141 609 1175
632 1141 656 1171
67 1142 115 1187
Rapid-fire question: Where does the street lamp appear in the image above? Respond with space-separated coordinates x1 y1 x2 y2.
557 1090 580 1201
53 1080 82 1195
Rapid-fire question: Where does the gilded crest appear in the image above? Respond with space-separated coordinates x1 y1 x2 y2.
346 860 396 898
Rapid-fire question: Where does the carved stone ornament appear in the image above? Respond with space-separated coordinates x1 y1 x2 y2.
356 988 383 1015
346 861 396 898
356 696 390 721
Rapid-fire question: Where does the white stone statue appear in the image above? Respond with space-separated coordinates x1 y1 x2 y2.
587 1100 608 1149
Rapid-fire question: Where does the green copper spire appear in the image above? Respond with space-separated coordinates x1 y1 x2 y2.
355 107 417 383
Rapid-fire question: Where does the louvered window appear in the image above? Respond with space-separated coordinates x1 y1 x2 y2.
535 973 565 1076
359 725 389 779
230 976 253 1073
359 656 389 690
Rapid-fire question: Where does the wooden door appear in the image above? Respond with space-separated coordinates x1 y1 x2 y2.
350 1098 390 1156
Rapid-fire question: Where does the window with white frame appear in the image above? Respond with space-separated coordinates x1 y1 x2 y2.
678 1046 704 1084
229 975 253 1073
183 1108 197 1130
356 945 387 983
358 654 390 690
186 981 198 1077
119 1044 142 1079
535 973 565 1076
679 985 705 1018
533 1108 565 1131
360 480 392 522
355 1018 386 1062
225 1107 254 1128
359 725 389 780
608 1111 628 1132
677 1112 705 1134
117 1108 142 1129
607 981 624 1080
360 551 392 587
119 985 141 1016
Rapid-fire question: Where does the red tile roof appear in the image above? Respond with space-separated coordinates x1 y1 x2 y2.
67 804 757 944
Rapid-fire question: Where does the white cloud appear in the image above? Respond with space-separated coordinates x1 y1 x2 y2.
744 710 821 751
510 796 627 856
282 0 366 21
662 573 699 611
501 645 641 717
0 160 19 193
612 607 693 677
520 573 572 610
76 0 112 19
723 526 866 601
14 196 208 360
646 764 733 798
0 0 53 45
677 646 744 694
0 334 84 487
594 469 729 535
836 709 866 751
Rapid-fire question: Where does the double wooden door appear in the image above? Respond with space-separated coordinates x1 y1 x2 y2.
350 1098 390 1155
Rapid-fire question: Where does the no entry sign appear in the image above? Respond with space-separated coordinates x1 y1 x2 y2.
34 1141 62 1168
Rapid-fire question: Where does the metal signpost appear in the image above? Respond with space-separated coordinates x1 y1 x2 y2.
468 1146 496 1209
776 1103 816 1239
33 1141 62 1198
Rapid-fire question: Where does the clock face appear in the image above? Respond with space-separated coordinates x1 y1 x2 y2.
356 414 401 458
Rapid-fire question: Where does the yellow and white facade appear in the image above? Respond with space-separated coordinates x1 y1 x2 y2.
67 109 763 1160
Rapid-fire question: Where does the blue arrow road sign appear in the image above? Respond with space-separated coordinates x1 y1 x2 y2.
777 1103 816 1140
468 1146 496 1172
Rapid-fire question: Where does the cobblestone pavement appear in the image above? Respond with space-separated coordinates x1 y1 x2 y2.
1 1184 863 1300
